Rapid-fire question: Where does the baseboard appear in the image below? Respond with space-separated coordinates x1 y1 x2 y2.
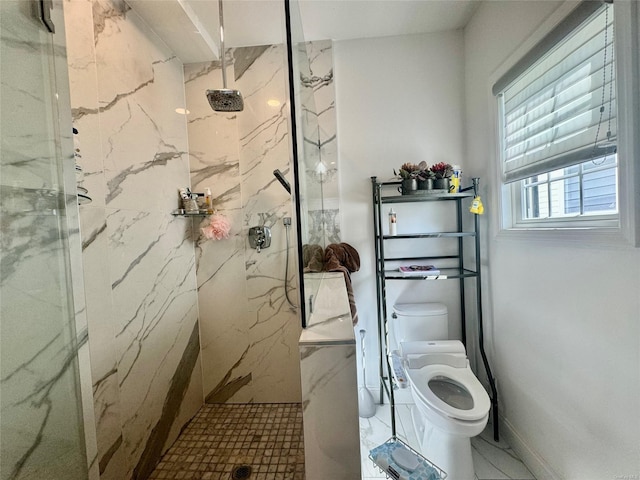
500 416 561 480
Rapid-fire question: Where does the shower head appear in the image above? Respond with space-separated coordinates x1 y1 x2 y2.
273 169 291 195
206 89 244 112
207 0 244 112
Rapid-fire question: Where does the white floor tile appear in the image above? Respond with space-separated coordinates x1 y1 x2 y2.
394 404 420 451
471 427 536 480
359 404 393 479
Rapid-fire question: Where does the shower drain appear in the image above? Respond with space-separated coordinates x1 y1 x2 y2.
231 465 252 480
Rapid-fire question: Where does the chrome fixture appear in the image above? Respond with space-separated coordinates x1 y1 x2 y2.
206 0 244 112
248 225 271 253
273 169 291 194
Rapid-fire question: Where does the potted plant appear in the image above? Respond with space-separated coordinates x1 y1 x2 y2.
394 162 422 194
416 163 434 190
430 162 453 190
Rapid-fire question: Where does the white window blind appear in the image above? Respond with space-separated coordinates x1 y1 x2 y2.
495 2 617 184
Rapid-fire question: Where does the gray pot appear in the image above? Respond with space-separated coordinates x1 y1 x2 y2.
400 178 418 194
433 178 450 190
418 178 433 190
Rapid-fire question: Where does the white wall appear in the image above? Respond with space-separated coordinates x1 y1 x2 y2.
464 2 640 479
334 31 465 390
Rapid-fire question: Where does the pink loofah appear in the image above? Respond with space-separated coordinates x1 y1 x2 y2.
201 213 231 240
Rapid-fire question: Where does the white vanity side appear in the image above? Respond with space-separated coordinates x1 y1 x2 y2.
299 273 361 480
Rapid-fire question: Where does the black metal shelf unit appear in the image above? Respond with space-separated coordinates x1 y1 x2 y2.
370 176 499 442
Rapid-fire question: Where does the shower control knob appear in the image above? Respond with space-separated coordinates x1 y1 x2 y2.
248 225 271 252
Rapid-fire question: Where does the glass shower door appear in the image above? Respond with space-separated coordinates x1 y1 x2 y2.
0 1 89 478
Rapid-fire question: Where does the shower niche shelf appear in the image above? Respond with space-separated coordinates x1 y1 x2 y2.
171 209 211 217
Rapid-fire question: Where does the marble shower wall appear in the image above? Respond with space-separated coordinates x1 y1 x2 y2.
185 45 302 404
1 1 95 478
63 1 203 479
299 41 340 247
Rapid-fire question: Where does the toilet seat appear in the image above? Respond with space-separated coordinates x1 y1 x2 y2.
405 363 490 422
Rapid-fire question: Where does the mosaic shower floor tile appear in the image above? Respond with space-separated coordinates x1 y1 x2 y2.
149 403 304 480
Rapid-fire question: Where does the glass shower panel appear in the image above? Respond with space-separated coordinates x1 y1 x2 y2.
286 0 315 326
287 0 341 327
0 1 88 478
287 0 312 239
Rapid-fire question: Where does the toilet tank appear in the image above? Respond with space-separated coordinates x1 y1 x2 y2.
392 302 448 344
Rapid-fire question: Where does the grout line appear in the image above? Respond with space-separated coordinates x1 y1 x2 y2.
148 403 305 480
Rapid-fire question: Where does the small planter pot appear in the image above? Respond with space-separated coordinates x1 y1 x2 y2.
399 178 418 195
417 178 434 190
433 178 450 191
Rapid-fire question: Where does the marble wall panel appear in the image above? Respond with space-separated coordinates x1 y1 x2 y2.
184 60 254 403
64 2 126 478
237 44 302 403
64 1 203 478
107 209 198 401
1 1 96 478
299 41 339 248
0 1 62 191
65 0 106 208
305 40 337 173
186 44 302 404
79 207 127 480
300 343 361 479
93 3 189 213
0 195 89 480
193 231 254 404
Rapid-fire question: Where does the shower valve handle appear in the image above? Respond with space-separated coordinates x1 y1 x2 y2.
248 225 271 252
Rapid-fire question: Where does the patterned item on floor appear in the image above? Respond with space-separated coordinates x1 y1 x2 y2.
149 403 305 480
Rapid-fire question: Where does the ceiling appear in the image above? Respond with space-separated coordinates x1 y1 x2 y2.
127 0 481 63
296 0 480 42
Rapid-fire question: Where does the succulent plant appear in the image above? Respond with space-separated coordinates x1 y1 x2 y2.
430 162 453 179
395 161 431 180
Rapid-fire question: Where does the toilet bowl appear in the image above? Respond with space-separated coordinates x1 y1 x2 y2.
400 340 490 480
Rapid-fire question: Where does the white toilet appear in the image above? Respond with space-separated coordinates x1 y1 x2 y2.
391 303 490 480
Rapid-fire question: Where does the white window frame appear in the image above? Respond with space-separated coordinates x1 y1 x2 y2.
493 0 639 247
511 154 619 229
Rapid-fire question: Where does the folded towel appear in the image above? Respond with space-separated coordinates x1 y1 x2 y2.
302 244 324 273
324 242 360 325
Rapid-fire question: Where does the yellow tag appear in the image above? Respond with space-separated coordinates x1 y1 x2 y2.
470 196 484 215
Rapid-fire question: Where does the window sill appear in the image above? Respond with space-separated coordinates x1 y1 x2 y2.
496 225 635 249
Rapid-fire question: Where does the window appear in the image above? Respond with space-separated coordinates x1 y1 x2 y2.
516 153 618 227
494 1 618 229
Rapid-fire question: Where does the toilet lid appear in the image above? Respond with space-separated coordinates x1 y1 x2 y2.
405 364 490 421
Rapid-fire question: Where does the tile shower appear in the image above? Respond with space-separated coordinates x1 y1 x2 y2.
184 46 301 405
59 1 335 478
